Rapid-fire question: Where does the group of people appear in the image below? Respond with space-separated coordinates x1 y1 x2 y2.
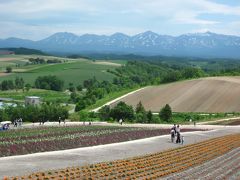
2 123 10 130
13 118 23 127
170 124 184 144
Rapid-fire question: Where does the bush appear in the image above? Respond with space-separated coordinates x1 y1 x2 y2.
6 66 12 73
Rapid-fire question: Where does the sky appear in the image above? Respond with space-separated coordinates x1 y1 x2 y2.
0 0 240 40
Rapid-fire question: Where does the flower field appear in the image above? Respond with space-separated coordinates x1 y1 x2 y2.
0 125 201 157
163 146 240 179
5 133 240 180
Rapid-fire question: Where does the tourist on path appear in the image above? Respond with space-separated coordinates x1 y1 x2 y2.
170 128 175 142
176 125 181 143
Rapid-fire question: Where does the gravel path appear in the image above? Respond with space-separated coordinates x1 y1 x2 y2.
163 147 240 180
0 126 239 178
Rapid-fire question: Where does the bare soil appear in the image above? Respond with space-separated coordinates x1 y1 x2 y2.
0 72 11 77
0 57 18 61
92 61 122 66
110 77 240 113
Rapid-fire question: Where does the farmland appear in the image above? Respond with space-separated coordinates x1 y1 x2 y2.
6 133 240 179
110 76 240 113
0 55 120 88
207 119 240 126
0 125 202 157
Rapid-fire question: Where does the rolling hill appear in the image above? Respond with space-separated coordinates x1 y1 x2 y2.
0 55 121 88
110 77 240 113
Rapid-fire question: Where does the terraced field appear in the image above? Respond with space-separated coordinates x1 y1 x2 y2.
6 134 240 179
110 76 240 113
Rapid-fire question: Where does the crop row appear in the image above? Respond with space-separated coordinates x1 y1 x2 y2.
0 125 202 157
6 133 240 180
163 147 240 179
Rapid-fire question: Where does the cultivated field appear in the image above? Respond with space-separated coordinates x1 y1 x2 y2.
110 77 240 113
0 125 202 157
6 134 240 179
0 55 121 87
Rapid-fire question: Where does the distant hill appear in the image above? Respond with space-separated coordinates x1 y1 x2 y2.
1 31 240 58
0 47 46 55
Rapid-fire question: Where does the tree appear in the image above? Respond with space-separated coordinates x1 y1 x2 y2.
98 105 110 121
35 75 64 91
6 66 12 73
135 101 147 123
75 101 86 112
76 85 83 91
159 104 172 122
79 111 88 122
25 83 31 92
70 92 78 102
136 101 145 114
110 101 134 121
0 80 14 90
15 77 24 91
69 83 75 92
147 110 153 123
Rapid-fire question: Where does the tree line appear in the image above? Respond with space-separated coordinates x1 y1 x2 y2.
0 103 68 123
28 57 62 64
0 75 64 91
98 101 172 123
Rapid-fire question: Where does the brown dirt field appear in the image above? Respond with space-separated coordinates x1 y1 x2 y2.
0 57 18 61
209 119 240 125
110 77 240 113
0 72 11 77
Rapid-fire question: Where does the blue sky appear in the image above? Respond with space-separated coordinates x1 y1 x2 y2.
0 0 240 40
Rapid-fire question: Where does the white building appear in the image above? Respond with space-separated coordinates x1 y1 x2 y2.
25 96 40 106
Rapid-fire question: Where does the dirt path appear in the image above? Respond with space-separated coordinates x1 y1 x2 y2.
0 126 239 178
91 87 147 112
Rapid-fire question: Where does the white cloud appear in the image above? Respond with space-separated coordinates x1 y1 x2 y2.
1 0 240 39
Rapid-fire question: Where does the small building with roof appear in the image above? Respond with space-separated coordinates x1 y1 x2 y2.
25 96 40 106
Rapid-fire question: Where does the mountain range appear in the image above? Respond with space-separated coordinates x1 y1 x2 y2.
1 31 240 58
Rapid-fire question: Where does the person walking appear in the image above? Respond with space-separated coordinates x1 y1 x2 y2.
181 135 184 145
170 128 175 143
176 125 181 143
172 124 176 134
58 117 61 125
119 119 123 125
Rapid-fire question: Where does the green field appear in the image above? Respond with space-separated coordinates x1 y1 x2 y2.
0 55 121 88
0 89 69 102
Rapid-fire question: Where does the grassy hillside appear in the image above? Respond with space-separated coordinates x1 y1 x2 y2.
0 55 121 88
